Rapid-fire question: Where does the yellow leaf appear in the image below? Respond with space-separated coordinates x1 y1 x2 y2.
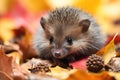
109 72 120 80
73 0 101 15
0 19 15 42
18 0 50 14
49 66 76 79
66 70 113 80
7 51 23 65
0 0 13 15
97 33 118 64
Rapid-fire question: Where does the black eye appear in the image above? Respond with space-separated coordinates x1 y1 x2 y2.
49 36 54 44
66 36 72 45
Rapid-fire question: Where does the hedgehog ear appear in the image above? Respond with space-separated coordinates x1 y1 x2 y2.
79 19 91 32
40 17 51 38
40 17 46 29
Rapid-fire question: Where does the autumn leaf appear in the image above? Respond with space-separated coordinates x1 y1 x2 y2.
3 44 19 54
49 66 74 79
0 19 15 42
21 58 51 74
73 0 101 15
7 51 23 66
12 58 28 80
106 35 120 44
0 71 13 80
66 70 114 80
25 73 59 80
12 27 38 61
18 0 50 13
69 57 88 70
116 52 120 57
109 72 120 80
96 33 118 64
0 45 13 79
21 58 73 80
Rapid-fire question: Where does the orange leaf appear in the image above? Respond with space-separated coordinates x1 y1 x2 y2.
96 33 117 64
66 70 113 80
7 51 22 65
12 59 28 80
12 27 38 61
0 45 13 79
0 71 13 80
109 72 120 80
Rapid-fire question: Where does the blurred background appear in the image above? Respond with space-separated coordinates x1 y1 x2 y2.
0 0 120 42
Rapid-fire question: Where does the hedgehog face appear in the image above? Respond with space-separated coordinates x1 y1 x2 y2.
40 17 91 59
33 7 105 65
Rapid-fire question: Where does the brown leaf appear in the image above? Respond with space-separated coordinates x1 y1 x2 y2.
25 73 59 80
116 52 120 57
0 45 13 79
7 51 23 65
12 26 26 39
12 59 28 80
96 33 117 64
4 45 17 54
12 27 38 61
8 49 29 80
0 71 13 80
0 37 4 45
66 70 114 80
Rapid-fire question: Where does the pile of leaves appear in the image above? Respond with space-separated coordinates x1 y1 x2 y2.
0 26 120 80
1 0 120 80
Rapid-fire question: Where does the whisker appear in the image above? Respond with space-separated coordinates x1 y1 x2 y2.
88 44 100 50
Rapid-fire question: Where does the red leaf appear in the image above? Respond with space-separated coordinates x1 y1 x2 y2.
107 35 120 44
69 57 88 70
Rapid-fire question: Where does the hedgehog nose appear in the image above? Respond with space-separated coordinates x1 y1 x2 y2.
55 52 61 57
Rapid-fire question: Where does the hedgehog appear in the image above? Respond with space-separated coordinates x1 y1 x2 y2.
33 7 105 68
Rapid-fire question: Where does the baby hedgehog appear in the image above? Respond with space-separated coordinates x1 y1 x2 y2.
33 7 105 68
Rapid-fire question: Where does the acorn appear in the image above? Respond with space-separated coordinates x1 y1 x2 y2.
86 54 104 72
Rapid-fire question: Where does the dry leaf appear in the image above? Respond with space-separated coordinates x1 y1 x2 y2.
69 57 87 69
49 66 76 79
26 73 59 80
66 70 114 80
107 35 120 44
116 52 120 57
96 34 117 64
109 72 120 80
0 71 13 80
3 44 19 54
0 19 15 42
12 26 26 40
12 59 28 80
0 45 13 79
7 51 22 65
21 58 71 79
12 27 38 61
